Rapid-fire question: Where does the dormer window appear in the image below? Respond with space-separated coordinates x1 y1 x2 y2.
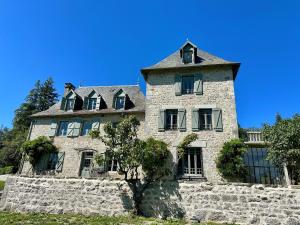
114 89 126 110
66 99 75 111
183 49 193 64
88 98 97 110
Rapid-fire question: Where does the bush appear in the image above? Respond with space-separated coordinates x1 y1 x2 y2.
216 139 247 181
0 181 5 190
21 136 57 166
0 166 13 175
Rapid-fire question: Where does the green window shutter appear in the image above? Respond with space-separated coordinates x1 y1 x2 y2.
49 122 58 137
96 96 101 110
35 153 50 171
83 97 88 110
92 119 100 131
158 109 166 132
67 122 74 137
192 108 200 131
72 120 81 137
212 108 223 132
60 97 66 110
194 74 203 95
55 152 65 172
178 108 186 132
175 75 182 96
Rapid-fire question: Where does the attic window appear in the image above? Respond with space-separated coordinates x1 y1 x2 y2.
66 99 75 111
88 98 97 110
183 49 193 64
114 90 126 110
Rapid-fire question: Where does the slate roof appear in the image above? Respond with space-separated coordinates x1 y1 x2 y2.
31 85 145 118
141 41 240 79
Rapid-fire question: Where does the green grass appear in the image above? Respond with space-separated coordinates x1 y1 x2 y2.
0 212 236 225
0 181 5 190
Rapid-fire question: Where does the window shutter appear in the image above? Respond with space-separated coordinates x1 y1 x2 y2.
92 119 100 131
178 108 186 132
67 122 74 137
60 97 66 110
49 122 58 137
194 74 203 95
212 108 223 132
72 120 81 137
35 153 49 171
175 75 182 96
158 109 166 132
83 97 88 110
192 108 199 131
96 96 101 110
55 152 65 172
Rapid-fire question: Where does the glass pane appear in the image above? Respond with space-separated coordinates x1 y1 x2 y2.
182 76 194 94
183 51 192 63
88 98 97 110
58 121 68 136
115 97 125 109
66 99 75 111
166 110 178 130
81 121 93 136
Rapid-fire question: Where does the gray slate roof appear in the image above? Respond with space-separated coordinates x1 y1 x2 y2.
31 85 145 118
141 41 240 79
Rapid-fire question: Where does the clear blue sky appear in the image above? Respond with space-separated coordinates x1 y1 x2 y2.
0 0 299 128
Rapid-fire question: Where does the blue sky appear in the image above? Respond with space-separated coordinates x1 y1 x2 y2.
0 0 299 128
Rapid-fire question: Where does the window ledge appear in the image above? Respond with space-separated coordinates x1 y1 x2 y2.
177 175 207 181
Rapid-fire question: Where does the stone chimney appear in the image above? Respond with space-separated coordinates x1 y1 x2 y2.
64 83 75 96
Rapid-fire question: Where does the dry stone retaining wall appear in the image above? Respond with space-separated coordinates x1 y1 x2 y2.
1 176 300 225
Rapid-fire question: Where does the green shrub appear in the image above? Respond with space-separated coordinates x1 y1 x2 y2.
216 139 247 181
21 136 57 166
0 181 5 190
0 166 13 175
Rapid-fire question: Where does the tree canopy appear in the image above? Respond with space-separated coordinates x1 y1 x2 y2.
263 114 300 184
94 115 170 215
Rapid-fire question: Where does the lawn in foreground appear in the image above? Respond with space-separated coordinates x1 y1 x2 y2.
0 212 236 225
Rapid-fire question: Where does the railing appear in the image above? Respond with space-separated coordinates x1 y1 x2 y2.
245 131 264 143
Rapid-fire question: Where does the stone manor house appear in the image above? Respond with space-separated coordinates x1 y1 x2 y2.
20 41 281 184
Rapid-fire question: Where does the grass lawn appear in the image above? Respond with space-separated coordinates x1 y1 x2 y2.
0 212 236 225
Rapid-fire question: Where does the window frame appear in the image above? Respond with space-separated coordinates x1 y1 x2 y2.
183 49 193 64
81 120 93 136
178 147 204 178
115 96 125 110
181 75 194 95
165 109 178 130
88 98 97 110
65 99 75 111
57 121 69 136
199 109 213 131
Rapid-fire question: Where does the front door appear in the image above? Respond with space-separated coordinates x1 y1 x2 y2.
80 152 94 178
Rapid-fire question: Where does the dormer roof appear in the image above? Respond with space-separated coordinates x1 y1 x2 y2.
141 40 240 79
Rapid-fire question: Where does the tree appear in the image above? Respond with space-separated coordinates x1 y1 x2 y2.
238 123 248 142
216 139 247 181
263 114 300 184
94 115 170 215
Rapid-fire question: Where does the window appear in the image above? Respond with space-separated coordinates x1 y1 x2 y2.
199 109 212 130
107 158 118 172
81 120 93 136
166 109 178 130
115 96 125 110
178 148 203 177
244 147 284 184
183 50 193 64
57 121 68 136
182 76 194 94
66 99 75 111
47 153 58 170
88 98 97 110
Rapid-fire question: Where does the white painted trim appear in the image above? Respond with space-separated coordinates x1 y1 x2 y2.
194 104 216 109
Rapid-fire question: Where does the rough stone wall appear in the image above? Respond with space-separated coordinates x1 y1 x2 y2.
144 66 239 182
2 176 300 225
21 113 145 177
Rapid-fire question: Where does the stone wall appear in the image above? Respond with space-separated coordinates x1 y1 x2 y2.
144 66 239 182
21 112 145 177
1 176 300 225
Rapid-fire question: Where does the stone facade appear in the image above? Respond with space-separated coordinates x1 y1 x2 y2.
2 176 300 225
144 66 238 182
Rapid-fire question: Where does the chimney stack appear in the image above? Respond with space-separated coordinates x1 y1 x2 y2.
64 83 75 96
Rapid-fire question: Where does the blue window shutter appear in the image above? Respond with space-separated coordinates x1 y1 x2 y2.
55 152 65 172
96 96 101 110
92 119 100 131
178 108 186 132
60 97 66 110
194 74 203 95
212 108 223 132
67 122 74 137
175 75 182 96
72 120 81 137
49 122 58 137
192 108 199 131
158 109 166 132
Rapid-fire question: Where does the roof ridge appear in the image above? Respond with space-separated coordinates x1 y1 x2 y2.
77 84 139 89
